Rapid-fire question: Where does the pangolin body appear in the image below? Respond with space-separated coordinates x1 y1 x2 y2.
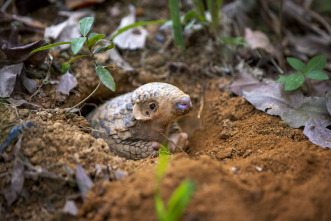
87 82 192 159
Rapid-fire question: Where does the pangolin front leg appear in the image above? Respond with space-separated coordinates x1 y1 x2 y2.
167 122 189 153
106 135 160 159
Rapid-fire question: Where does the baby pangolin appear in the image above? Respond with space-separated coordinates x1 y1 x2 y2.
87 82 193 159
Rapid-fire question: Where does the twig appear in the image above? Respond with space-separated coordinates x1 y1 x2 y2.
197 93 204 119
28 56 52 102
70 81 101 110
279 0 284 42
1 0 12 11
160 132 188 156
270 57 284 74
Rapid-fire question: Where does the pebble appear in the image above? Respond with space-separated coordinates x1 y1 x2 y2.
216 148 233 160
144 54 166 67
279 121 288 128
19 109 29 118
114 170 128 180
243 149 252 158
30 151 42 165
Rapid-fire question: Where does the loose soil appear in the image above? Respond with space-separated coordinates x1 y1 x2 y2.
1 1 331 221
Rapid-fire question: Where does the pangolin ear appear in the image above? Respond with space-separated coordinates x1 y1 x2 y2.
133 103 152 121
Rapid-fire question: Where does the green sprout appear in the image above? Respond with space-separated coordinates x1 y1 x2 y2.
30 17 166 109
154 145 196 221
277 55 329 91
168 0 223 50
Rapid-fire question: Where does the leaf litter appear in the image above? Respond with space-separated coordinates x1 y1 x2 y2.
243 81 331 129
56 71 78 95
112 5 148 50
0 63 23 97
303 118 331 149
44 10 94 51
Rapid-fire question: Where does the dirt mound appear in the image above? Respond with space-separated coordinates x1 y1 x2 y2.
75 88 331 221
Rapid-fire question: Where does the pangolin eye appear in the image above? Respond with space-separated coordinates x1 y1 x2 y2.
149 103 156 111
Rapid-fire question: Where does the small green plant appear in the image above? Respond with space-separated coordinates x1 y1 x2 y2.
220 36 249 47
168 0 223 50
169 0 185 51
154 145 195 221
277 55 329 91
31 17 165 109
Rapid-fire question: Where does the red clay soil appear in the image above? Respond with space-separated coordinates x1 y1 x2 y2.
77 88 331 221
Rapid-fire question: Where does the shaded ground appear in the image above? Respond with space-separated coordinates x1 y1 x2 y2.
1 1 331 221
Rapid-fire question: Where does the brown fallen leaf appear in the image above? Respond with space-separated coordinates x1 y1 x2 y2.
3 12 46 29
1 40 49 66
230 70 261 96
66 0 105 9
15 0 50 16
0 26 19 48
244 28 276 55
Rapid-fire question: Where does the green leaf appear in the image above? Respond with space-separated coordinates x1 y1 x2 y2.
67 55 89 64
306 70 329 80
220 37 249 46
276 75 287 82
286 57 306 73
71 37 86 55
183 10 197 22
95 65 115 91
184 19 196 30
154 193 166 221
88 32 98 40
30 41 71 54
165 180 196 221
79 17 94 37
169 0 185 50
93 43 114 54
155 145 170 182
61 63 70 74
110 20 167 41
87 33 105 48
207 0 223 33
276 73 305 91
192 0 206 21
306 55 327 73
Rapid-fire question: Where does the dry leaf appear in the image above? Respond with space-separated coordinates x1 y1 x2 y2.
244 28 276 55
56 71 78 95
107 48 134 71
19 71 37 93
62 200 78 216
326 91 331 116
1 40 49 66
112 5 148 50
230 70 261 96
243 81 331 128
65 0 105 10
303 118 331 148
75 162 93 199
44 10 94 50
0 63 23 97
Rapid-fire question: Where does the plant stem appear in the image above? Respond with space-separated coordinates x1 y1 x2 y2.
70 80 101 110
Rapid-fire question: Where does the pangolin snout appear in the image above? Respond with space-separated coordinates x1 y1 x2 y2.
175 96 192 114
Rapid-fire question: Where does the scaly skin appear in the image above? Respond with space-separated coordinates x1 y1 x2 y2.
87 82 192 159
